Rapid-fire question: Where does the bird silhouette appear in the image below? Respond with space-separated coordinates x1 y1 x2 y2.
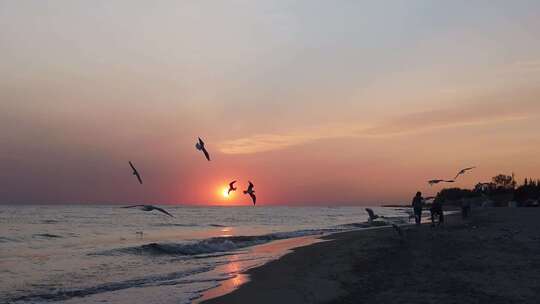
228 180 237 195
428 179 455 186
195 137 211 161
243 181 256 205
121 205 174 217
454 167 476 179
129 161 143 184
365 208 379 223
428 179 445 186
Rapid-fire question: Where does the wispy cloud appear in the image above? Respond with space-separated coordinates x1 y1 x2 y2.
218 100 539 154
217 124 366 154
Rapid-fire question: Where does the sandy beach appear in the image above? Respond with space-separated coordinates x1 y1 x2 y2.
202 208 540 304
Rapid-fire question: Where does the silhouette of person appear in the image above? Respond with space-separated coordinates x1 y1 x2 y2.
411 191 424 225
430 196 444 226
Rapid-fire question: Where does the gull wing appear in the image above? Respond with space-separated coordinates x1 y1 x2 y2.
122 205 145 209
249 193 256 205
129 161 136 172
365 208 378 220
153 206 174 217
202 147 211 161
135 172 143 184
228 180 237 194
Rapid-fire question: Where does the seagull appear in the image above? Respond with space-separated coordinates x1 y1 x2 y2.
129 161 143 184
365 208 379 223
454 167 476 179
228 180 237 195
428 179 455 186
243 181 256 205
122 205 174 217
195 137 211 161
428 179 445 186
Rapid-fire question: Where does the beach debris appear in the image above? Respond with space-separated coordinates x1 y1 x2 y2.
122 205 174 217
195 137 211 161
228 180 237 195
129 161 143 184
243 181 256 205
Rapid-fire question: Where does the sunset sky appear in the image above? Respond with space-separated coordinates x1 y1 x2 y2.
1 1 539 205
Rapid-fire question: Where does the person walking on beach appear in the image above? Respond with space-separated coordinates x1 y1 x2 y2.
411 191 424 225
430 196 444 227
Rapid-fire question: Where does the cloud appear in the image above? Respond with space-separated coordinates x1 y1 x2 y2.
217 100 539 154
217 124 366 154
362 101 532 137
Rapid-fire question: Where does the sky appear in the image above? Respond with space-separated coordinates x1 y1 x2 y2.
1 0 540 205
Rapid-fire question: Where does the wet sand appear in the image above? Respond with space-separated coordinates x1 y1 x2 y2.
201 208 540 304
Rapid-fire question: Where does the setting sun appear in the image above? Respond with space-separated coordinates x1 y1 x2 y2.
222 187 231 198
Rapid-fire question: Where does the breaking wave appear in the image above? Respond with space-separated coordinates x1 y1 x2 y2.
99 229 340 257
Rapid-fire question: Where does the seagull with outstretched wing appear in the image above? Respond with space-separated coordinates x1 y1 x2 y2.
243 181 256 205
129 161 143 184
195 137 211 161
454 167 476 179
228 180 237 195
365 208 379 223
428 179 445 186
428 179 456 186
122 205 174 217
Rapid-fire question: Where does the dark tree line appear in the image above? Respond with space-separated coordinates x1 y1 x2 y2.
435 174 540 207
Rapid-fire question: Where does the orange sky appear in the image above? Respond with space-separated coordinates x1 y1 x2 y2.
1 1 539 205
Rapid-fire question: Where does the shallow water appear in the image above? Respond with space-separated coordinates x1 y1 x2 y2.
0 205 409 303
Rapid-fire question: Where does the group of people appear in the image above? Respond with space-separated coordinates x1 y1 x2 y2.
411 191 471 227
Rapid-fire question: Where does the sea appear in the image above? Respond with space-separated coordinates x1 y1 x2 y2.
0 205 410 304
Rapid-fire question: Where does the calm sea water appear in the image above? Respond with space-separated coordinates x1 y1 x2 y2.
0 205 409 304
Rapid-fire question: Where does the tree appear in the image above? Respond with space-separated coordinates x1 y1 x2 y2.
492 174 514 189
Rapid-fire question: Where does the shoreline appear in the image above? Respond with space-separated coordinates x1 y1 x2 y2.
201 208 540 304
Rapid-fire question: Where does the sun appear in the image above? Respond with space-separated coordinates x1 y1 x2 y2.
221 187 231 198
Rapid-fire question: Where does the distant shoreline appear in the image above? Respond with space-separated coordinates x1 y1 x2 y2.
201 208 540 304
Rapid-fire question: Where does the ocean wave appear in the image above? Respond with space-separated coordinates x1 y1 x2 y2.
4 267 214 303
0 236 20 243
33 233 63 239
99 229 333 257
151 223 200 227
150 223 228 228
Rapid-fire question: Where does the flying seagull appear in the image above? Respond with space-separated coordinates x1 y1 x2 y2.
454 167 476 179
365 208 379 224
122 205 174 217
428 179 455 186
228 180 237 195
243 181 256 205
129 161 143 184
195 137 211 161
